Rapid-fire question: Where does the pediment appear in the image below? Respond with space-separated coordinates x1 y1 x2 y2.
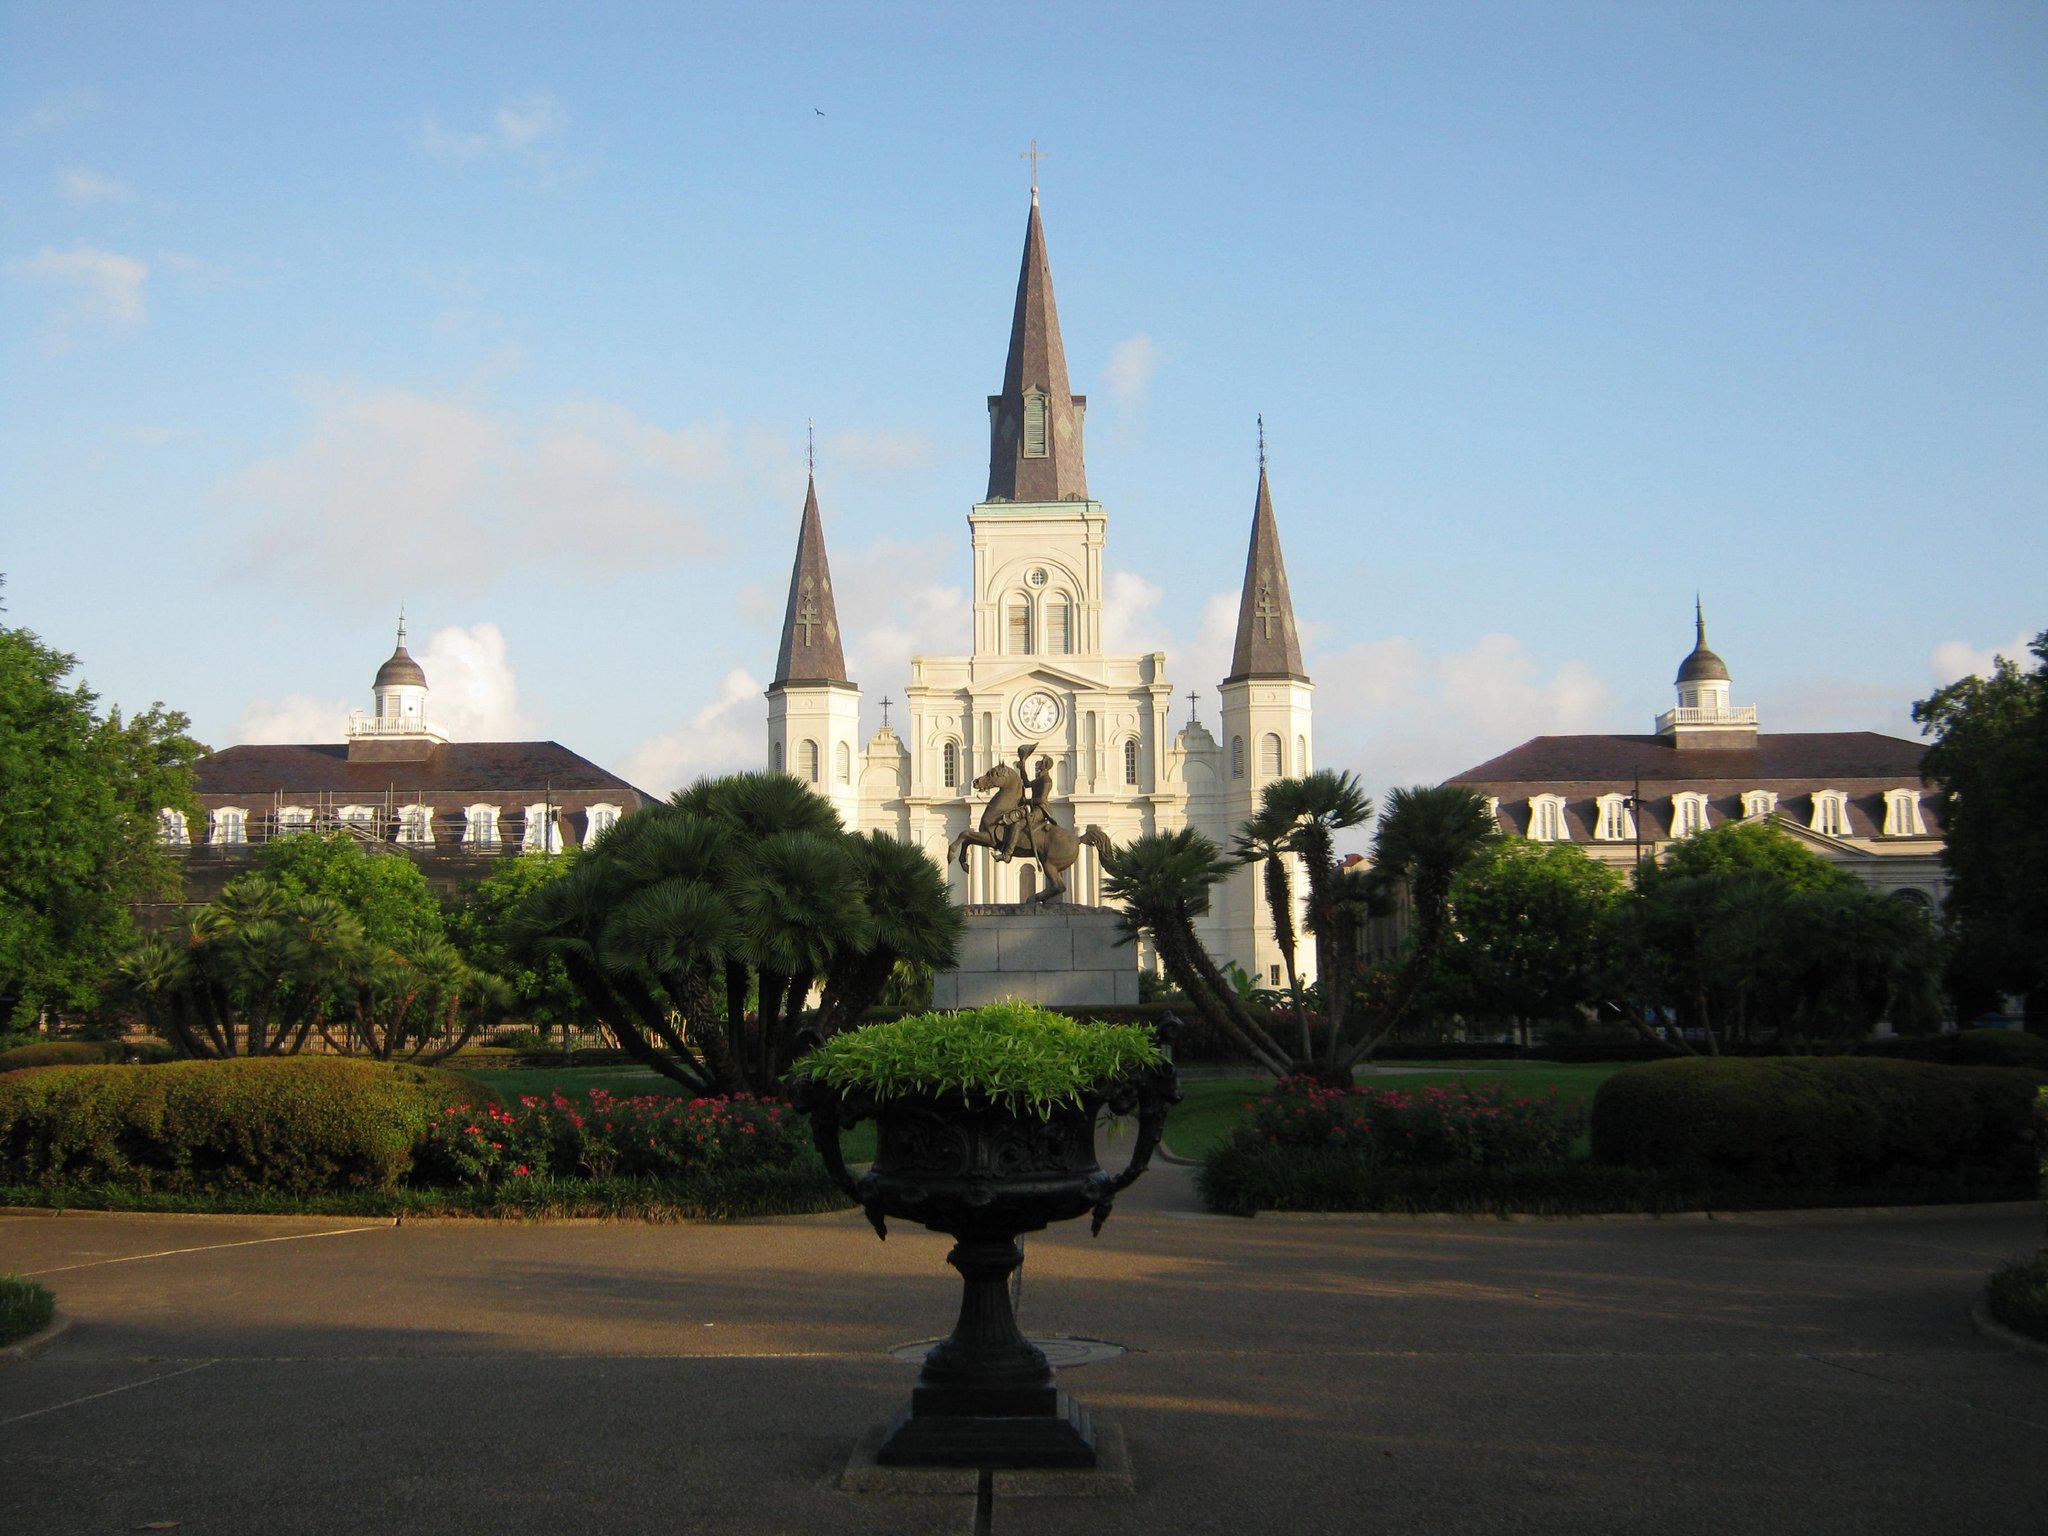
979 661 1104 694
1768 817 1867 858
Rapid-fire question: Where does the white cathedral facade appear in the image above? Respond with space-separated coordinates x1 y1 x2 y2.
766 189 1314 985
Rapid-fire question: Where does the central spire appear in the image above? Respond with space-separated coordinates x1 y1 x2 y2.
771 471 850 687
1226 431 1306 683
985 190 1088 503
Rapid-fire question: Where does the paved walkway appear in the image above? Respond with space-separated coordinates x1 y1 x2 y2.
3 1171 2045 1535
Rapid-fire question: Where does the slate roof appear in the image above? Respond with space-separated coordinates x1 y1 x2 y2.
1226 462 1307 682
195 741 651 801
373 641 426 689
985 193 1089 504
771 473 852 688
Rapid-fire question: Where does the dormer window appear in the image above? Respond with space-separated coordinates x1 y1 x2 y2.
464 804 501 848
1882 789 1925 837
210 806 248 846
336 804 377 836
1528 793 1570 842
158 808 190 846
522 804 562 854
1742 790 1778 820
1593 793 1635 842
1672 792 1711 837
277 805 314 834
1810 790 1849 838
1023 391 1048 458
396 804 435 847
586 803 621 844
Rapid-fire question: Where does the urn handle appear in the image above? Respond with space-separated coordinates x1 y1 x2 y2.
791 1079 888 1240
1089 1060 1183 1236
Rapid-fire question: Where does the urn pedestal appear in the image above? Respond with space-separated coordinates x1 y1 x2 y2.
798 1065 1179 1469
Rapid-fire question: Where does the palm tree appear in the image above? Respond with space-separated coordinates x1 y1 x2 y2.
1253 771 1374 1062
818 832 965 1035
730 829 872 1082
1232 803 1310 1064
1102 829 1292 1077
1334 784 1497 1070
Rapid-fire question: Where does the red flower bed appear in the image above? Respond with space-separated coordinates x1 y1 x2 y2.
414 1090 810 1186
1242 1076 1580 1168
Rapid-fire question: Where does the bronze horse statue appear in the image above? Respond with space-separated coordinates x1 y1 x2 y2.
948 760 1113 905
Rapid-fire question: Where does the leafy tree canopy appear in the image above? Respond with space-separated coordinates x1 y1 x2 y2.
0 591 204 1025
256 832 445 952
1640 817 1855 895
1441 838 1625 1025
447 852 589 1032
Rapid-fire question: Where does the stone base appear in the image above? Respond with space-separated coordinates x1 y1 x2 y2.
876 1388 1095 1469
931 905 1139 1009
840 1417 1133 1496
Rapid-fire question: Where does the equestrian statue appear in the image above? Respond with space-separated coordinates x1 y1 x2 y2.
947 743 1114 905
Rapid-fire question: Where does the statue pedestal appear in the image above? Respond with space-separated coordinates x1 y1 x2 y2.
932 905 1140 1010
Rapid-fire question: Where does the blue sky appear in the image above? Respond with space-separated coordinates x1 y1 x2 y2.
3 1 2043 798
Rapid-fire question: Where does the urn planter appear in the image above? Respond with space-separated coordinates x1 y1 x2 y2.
796 1061 1180 1468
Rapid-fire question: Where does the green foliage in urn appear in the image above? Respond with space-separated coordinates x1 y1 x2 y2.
793 1001 1164 1118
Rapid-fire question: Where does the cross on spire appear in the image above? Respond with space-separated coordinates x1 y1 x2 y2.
880 696 893 728
1257 414 1266 473
1255 584 1279 639
1019 139 1046 201
794 577 821 645
1186 689 1200 726
807 418 815 476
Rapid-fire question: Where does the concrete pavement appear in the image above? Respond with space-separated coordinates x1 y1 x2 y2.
3 1168 2045 1535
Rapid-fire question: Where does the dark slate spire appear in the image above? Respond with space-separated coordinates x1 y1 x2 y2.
1225 434 1306 683
771 473 850 687
985 190 1089 503
1676 595 1730 684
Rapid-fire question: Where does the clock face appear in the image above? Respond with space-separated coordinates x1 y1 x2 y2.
1014 690 1062 734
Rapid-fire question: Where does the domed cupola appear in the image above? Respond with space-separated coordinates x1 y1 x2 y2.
349 613 444 758
1658 599 1756 749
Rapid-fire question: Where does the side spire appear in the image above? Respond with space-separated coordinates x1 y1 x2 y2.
1226 426 1306 683
985 183 1088 503
772 463 850 687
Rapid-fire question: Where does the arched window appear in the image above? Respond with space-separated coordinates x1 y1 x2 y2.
209 806 248 846
771 741 784 774
1023 392 1048 458
396 804 435 846
1883 789 1925 837
157 808 190 846
1259 733 1282 777
1528 793 1570 842
1672 792 1711 838
1047 596 1072 655
1296 735 1308 774
1231 735 1245 779
799 739 820 782
336 804 376 835
1123 738 1139 786
1742 790 1778 820
835 741 852 784
1810 789 1849 838
942 741 959 789
523 804 562 854
1593 793 1634 842
1006 599 1033 654
463 804 501 848
585 803 621 844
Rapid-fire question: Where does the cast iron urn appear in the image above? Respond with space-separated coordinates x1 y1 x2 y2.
796 1061 1180 1468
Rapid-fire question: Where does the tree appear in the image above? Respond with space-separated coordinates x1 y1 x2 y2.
1913 631 2048 1032
1101 829 1294 1077
508 773 963 1095
1437 839 1625 1043
0 594 204 1026
448 853 592 1046
1231 802 1311 1063
257 832 445 951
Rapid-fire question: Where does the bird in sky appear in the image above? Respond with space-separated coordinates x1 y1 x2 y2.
814 107 825 116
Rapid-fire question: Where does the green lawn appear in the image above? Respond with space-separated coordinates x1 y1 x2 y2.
1163 1061 1629 1159
1 1274 55 1348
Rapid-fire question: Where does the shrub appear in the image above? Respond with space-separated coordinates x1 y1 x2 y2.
1589 1057 2047 1184
0 1274 55 1348
793 1002 1164 1116
412 1090 811 1187
1243 1077 1581 1168
0 1058 485 1194
0 1041 127 1070
1858 1029 2048 1071
1987 1253 2048 1345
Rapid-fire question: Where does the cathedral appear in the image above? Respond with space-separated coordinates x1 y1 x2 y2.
764 187 1313 985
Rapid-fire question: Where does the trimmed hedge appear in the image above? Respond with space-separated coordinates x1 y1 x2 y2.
0 1274 55 1348
1590 1057 2048 1184
0 1041 129 1070
1857 1029 2048 1071
0 1058 486 1194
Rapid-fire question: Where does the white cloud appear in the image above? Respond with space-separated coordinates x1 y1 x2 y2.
9 245 148 349
9 91 96 142
494 95 566 146
419 95 583 182
623 668 764 794
833 535 969 707
1930 633 2033 687
58 167 132 204
221 381 750 589
234 620 531 745
420 117 493 163
1102 335 1159 407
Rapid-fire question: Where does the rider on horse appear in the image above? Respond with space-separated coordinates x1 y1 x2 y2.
993 744 1055 862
